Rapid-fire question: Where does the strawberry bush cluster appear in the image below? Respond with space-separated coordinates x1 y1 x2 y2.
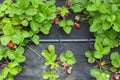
71 0 120 80
0 0 57 79
0 0 57 46
42 45 76 80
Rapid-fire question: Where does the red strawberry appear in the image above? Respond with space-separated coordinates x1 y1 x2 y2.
8 43 13 49
75 23 81 29
54 17 60 24
113 75 119 80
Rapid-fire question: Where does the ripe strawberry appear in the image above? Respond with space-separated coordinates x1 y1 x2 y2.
75 23 81 29
54 17 60 24
8 43 13 49
113 75 119 80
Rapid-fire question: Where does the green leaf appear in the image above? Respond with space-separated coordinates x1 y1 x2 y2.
1 35 11 45
66 20 74 26
108 39 118 48
65 51 74 58
5 76 14 80
21 30 30 38
48 45 55 54
103 37 109 46
60 7 69 17
31 0 42 8
102 22 111 30
67 57 76 65
15 47 24 55
25 6 37 16
59 20 66 27
105 30 118 39
34 13 45 22
31 35 40 45
42 50 50 60
9 66 22 75
0 5 7 11
87 4 97 11
21 20 28 26
91 68 101 78
71 3 84 13
110 52 120 68
60 51 76 64
90 24 99 32
8 61 19 68
45 61 52 66
30 20 39 32
0 68 9 79
88 58 95 63
40 22 52 35
15 56 26 63
12 31 24 45
94 41 103 51
85 51 92 58
85 51 95 63
2 18 10 23
94 51 103 59
7 50 15 60
101 47 110 55
107 15 116 22
91 68 110 80
3 24 15 35
63 26 72 34
42 72 49 79
17 0 30 9
113 22 120 32
60 54 66 62
98 4 107 13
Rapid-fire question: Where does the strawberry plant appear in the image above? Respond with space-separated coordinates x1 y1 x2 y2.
0 0 58 79
0 46 25 80
71 0 120 79
57 7 69 18
41 45 76 80
42 45 59 69
59 20 74 34
0 0 57 46
60 51 76 65
42 71 59 80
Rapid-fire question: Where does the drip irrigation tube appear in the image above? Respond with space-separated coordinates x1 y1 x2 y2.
39 39 95 43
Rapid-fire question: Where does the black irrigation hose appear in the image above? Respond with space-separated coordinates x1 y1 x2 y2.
39 39 95 43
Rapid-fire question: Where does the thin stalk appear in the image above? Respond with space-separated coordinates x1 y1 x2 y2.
26 46 45 61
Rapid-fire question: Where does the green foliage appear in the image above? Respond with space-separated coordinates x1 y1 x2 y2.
71 0 120 79
42 45 76 80
0 0 57 46
59 20 74 34
0 46 25 80
71 0 87 13
91 68 110 80
42 45 58 69
57 7 69 17
110 52 120 68
42 71 59 80
60 51 76 65
85 51 95 63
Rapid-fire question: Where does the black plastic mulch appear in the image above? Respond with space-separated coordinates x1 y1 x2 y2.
1 0 120 80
